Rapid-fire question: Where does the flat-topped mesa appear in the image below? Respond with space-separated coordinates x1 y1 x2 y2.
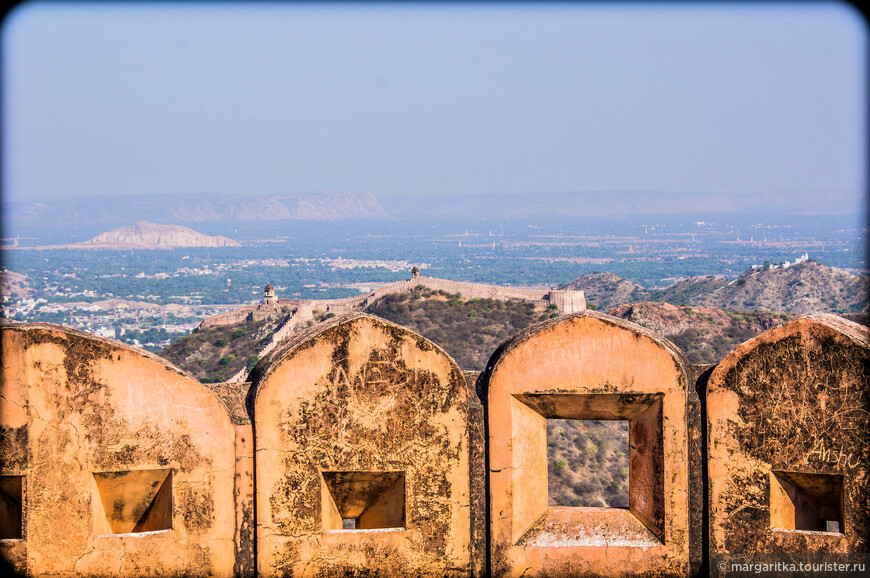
198 271 586 329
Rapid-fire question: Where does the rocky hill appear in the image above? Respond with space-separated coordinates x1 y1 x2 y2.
78 221 241 249
563 260 867 315
0 270 34 299
690 260 867 314
364 287 555 370
559 272 650 310
161 310 291 382
609 302 790 364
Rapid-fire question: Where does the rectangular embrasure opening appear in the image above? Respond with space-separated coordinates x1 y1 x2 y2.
322 471 405 531
547 419 629 508
771 471 844 533
0 475 23 540
93 469 173 534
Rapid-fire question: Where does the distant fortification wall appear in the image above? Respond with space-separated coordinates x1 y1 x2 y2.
199 275 585 330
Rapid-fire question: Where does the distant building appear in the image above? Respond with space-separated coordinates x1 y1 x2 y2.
263 284 277 305
411 266 420 279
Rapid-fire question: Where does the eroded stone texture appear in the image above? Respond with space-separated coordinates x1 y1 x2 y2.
464 370 487 578
205 381 256 577
481 311 695 577
707 315 870 561
249 313 472 576
0 323 237 576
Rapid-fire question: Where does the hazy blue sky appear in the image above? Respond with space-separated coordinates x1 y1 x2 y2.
2 1 866 204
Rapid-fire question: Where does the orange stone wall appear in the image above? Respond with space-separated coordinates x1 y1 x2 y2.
0 323 238 576
482 311 694 577
2 310 867 577
707 314 870 562
248 313 473 576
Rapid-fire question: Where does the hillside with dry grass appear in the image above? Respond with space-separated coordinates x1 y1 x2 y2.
161 312 287 382
365 286 557 370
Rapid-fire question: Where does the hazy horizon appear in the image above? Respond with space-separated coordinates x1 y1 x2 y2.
2 1 866 210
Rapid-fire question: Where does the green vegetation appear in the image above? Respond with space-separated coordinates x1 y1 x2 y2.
548 419 629 508
365 286 550 370
161 316 280 382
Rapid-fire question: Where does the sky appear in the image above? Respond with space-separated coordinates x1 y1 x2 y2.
1 1 866 206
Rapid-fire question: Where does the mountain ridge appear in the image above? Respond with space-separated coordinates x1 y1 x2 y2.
5 191 388 226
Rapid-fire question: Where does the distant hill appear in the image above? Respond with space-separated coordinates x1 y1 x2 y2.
0 270 34 299
559 273 650 310
609 302 789 364
71 222 241 249
379 189 862 219
690 260 867 314
5 191 388 227
563 260 867 315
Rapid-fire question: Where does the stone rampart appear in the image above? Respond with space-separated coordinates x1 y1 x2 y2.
3 313 868 577
0 323 240 576
706 314 870 569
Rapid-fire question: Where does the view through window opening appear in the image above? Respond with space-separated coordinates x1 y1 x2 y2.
547 419 629 508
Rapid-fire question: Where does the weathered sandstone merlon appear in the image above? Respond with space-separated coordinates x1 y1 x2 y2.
0 323 239 576
480 311 698 577
707 314 870 565
247 313 477 576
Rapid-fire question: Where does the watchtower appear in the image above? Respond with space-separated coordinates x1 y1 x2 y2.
263 283 277 305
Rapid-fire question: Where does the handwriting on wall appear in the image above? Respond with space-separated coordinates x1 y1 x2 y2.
805 438 860 470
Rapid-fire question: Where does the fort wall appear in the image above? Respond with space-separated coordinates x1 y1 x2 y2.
706 314 870 569
248 314 475 576
0 324 239 576
482 312 695 576
2 312 867 577
198 275 585 330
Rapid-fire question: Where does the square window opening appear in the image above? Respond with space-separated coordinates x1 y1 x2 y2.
322 471 405 531
548 419 629 508
0 475 23 540
514 392 665 542
771 471 844 533
94 469 173 535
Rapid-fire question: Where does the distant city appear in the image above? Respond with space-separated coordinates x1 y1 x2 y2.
1 191 864 351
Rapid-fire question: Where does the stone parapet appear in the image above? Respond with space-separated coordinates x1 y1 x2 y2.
706 314 870 569
479 311 696 577
248 313 474 576
3 312 867 577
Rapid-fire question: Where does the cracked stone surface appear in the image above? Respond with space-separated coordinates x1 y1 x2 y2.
707 314 870 564
0 323 237 576
249 313 473 576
